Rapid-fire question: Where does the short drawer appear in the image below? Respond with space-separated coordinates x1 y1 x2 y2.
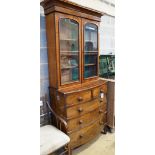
67 108 100 132
66 99 99 119
99 113 107 125
69 120 102 148
99 103 107 125
99 101 107 114
92 84 107 99
101 84 107 93
65 90 91 106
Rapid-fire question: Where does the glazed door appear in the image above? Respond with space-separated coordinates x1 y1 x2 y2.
56 13 81 87
82 19 99 81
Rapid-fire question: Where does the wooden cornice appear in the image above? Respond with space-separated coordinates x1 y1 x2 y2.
40 0 104 21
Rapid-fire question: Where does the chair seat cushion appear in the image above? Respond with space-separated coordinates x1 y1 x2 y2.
40 125 70 155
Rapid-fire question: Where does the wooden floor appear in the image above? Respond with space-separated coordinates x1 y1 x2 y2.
73 133 115 155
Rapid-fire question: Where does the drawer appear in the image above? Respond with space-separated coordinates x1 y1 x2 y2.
67 108 100 132
99 103 107 125
99 113 107 125
92 84 107 99
69 120 102 148
65 90 91 106
66 99 99 119
99 101 107 113
101 84 107 93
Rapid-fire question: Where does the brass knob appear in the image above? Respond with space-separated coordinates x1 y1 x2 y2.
77 96 83 102
99 109 104 113
79 120 83 124
100 99 103 102
104 111 107 114
78 107 83 112
79 134 83 138
100 89 104 93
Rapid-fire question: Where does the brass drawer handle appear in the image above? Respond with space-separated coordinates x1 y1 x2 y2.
100 89 103 93
100 99 103 102
79 134 83 138
77 96 83 102
99 110 104 113
79 120 83 124
78 107 83 112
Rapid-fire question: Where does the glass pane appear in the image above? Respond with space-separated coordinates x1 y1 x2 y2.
59 18 79 84
84 23 98 78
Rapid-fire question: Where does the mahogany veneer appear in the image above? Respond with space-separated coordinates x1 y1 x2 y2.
41 0 107 149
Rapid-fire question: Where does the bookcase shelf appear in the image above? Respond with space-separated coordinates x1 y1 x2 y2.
85 63 96 66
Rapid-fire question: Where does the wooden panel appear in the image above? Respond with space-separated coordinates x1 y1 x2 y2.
93 87 100 98
54 6 101 21
99 102 107 114
66 99 99 119
45 13 58 88
98 101 107 125
69 120 102 148
101 84 107 94
99 112 107 125
107 81 115 128
102 113 107 125
65 90 91 107
41 0 104 22
92 84 107 99
58 79 107 94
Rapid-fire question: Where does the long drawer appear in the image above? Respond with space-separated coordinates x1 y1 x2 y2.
66 99 99 119
67 103 107 132
67 108 100 132
69 120 102 148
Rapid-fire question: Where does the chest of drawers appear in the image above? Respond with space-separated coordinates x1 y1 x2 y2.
50 79 107 148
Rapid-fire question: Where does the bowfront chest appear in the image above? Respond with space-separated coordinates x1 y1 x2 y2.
41 0 107 149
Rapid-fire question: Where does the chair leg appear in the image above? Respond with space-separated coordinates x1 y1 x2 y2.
67 144 72 155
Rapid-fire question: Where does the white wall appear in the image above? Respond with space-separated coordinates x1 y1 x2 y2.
100 15 115 55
